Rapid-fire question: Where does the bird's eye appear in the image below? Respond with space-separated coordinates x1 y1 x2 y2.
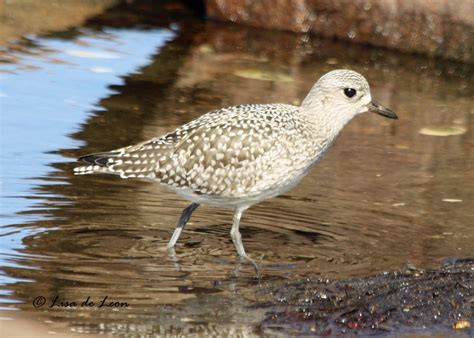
344 88 357 98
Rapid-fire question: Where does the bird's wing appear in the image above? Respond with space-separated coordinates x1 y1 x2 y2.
73 106 238 178
164 104 303 196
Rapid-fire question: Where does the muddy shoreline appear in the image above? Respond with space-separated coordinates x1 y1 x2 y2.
254 259 473 335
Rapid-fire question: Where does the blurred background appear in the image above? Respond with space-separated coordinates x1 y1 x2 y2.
0 0 472 336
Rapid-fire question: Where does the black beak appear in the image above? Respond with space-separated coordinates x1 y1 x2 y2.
369 101 398 119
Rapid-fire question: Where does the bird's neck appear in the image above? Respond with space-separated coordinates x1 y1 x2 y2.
294 104 354 166
299 101 355 140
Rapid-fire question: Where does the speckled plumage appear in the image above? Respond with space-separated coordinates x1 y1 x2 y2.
75 103 331 200
74 69 397 260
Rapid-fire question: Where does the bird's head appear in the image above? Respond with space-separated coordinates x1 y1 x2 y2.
301 69 398 121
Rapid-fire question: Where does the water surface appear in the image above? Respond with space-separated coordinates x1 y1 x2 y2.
0 6 473 336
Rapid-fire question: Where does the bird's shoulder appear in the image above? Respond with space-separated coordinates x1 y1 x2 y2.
171 103 300 137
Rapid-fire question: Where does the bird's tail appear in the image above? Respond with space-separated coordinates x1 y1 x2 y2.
74 151 122 175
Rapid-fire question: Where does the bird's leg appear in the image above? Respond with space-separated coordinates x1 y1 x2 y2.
231 208 247 257
167 203 200 251
231 208 261 278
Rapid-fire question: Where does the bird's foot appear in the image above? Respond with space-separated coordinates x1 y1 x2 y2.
237 253 263 282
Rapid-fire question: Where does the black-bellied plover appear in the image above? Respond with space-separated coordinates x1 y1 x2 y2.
75 69 397 261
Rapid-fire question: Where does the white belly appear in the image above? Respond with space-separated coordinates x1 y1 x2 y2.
167 164 312 209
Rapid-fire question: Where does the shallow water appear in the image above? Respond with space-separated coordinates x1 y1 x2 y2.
0 4 473 336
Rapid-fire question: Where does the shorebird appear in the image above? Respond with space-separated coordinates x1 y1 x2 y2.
74 69 397 262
